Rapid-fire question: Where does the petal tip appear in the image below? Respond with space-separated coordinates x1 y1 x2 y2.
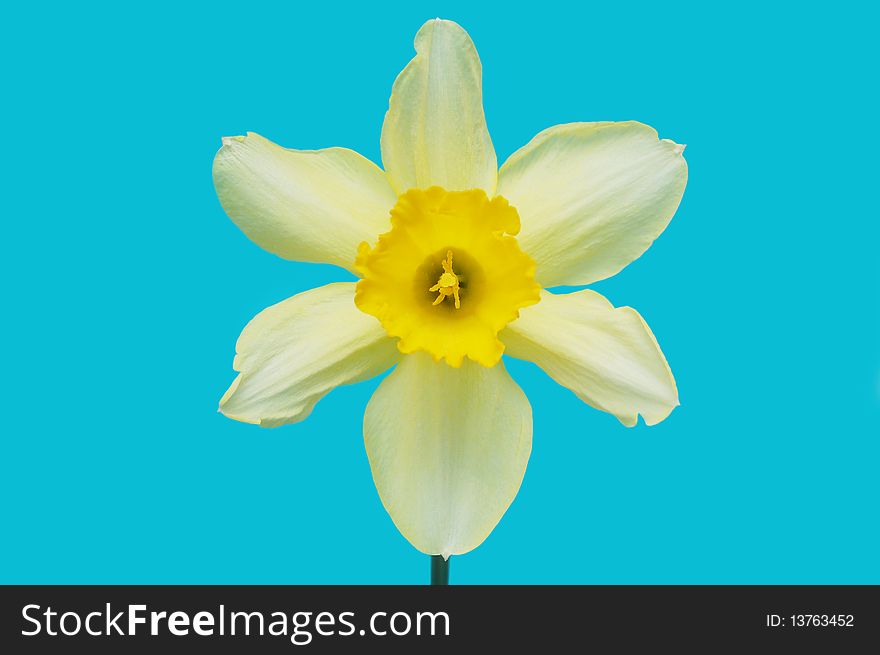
661 138 686 155
218 406 261 426
219 374 243 407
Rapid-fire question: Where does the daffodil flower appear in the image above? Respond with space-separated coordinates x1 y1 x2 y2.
214 19 687 559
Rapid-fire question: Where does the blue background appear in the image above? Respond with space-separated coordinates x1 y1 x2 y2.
2 1 877 584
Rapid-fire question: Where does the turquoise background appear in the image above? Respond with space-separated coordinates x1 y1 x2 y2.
2 1 877 584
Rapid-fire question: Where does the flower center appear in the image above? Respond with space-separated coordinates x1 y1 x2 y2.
354 187 541 368
429 251 462 308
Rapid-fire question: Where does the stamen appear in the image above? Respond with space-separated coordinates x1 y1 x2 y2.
428 250 461 309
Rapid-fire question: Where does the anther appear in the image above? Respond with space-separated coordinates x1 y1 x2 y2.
428 250 461 309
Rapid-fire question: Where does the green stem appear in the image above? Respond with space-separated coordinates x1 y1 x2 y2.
430 555 450 585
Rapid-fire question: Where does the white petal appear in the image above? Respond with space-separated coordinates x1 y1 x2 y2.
497 122 687 287
364 353 531 557
220 283 400 427
502 290 678 427
381 19 497 194
213 133 397 272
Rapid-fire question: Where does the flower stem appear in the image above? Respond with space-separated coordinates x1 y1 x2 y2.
430 555 449 585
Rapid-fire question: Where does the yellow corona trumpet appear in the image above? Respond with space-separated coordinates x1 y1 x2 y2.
213 19 687 559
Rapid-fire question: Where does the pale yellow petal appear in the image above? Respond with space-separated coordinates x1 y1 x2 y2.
220 283 400 427
213 133 396 272
502 289 678 427
381 19 497 194
364 353 531 557
498 122 687 287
